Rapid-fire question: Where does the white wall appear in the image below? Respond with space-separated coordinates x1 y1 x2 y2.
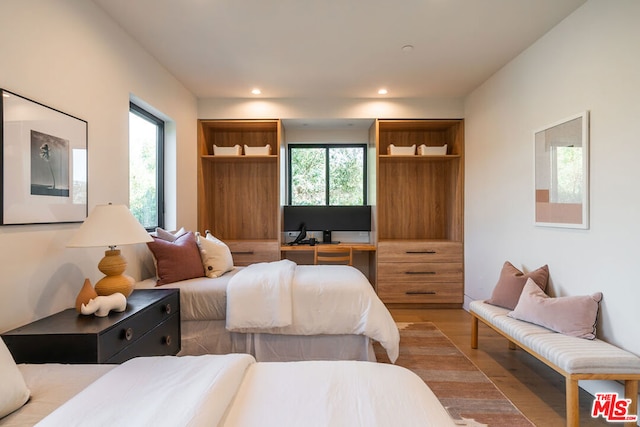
198 97 464 121
464 0 640 398
0 0 197 332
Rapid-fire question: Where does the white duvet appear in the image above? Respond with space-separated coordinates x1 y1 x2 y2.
31 355 456 427
221 361 456 427
35 354 254 427
226 261 400 362
226 259 296 328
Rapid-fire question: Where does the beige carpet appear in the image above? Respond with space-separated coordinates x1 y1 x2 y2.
374 322 535 427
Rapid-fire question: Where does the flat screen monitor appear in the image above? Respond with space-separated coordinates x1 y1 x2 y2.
283 205 371 232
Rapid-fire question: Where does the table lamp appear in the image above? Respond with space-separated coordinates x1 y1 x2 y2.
67 203 153 297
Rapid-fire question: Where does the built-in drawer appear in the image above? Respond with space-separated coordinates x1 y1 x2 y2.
377 282 463 304
377 240 462 263
378 262 463 283
227 240 280 266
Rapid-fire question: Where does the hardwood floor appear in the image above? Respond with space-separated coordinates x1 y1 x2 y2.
389 308 611 427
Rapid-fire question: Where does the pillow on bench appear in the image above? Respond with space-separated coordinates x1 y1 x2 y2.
508 279 602 339
486 261 549 310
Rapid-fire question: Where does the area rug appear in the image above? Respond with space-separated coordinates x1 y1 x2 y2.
373 322 535 427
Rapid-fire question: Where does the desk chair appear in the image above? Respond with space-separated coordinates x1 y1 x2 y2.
314 246 353 266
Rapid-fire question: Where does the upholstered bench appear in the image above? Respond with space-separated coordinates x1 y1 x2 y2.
470 300 640 427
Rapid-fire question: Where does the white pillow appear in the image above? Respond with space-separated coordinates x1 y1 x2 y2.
154 227 187 242
196 232 234 278
0 338 30 418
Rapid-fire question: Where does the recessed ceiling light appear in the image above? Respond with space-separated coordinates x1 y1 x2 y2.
378 89 388 95
401 44 414 52
251 88 261 95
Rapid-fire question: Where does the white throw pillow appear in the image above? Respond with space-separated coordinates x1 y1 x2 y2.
0 338 30 418
154 227 187 242
196 232 234 278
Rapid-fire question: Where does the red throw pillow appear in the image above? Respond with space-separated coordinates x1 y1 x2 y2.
146 231 204 286
485 261 549 310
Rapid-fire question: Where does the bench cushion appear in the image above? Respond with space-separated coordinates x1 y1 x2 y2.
470 301 640 375
522 332 640 374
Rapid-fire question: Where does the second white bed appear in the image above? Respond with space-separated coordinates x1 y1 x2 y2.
136 262 400 362
3 355 457 427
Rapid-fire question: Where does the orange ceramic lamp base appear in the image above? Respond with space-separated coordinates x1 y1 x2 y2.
94 249 135 297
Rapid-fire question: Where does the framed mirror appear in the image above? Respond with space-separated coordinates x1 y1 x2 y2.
534 111 589 229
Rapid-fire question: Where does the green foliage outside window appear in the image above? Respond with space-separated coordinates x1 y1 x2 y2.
129 110 159 229
329 147 364 205
290 145 365 206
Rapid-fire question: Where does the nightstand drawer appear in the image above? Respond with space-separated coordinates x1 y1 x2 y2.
106 313 180 363
99 291 179 361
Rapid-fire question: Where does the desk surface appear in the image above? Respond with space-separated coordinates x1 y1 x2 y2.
281 243 376 252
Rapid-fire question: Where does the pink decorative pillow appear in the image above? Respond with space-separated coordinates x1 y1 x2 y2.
508 279 602 339
485 261 549 310
146 231 204 286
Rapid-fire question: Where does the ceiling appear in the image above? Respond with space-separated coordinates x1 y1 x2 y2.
93 0 585 100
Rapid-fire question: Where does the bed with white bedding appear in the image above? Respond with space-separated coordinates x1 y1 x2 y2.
136 260 400 363
1 354 457 427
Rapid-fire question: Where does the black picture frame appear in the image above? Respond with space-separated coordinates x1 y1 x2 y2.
1 89 87 225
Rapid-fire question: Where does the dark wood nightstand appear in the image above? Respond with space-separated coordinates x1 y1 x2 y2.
1 289 180 364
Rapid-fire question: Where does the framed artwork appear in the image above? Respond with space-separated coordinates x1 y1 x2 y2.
534 111 589 229
1 89 87 225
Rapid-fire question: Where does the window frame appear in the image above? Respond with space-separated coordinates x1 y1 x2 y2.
287 143 368 206
129 102 164 230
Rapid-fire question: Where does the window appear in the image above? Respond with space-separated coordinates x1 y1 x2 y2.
288 144 366 206
129 103 164 230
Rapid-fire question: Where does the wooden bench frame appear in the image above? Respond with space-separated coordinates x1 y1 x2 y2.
471 312 640 427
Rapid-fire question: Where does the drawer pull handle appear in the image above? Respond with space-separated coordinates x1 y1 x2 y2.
123 327 133 341
163 335 172 346
406 291 437 295
163 304 172 315
232 251 254 255
406 250 436 254
405 271 436 275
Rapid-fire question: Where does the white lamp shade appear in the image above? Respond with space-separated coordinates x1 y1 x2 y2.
67 204 153 248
